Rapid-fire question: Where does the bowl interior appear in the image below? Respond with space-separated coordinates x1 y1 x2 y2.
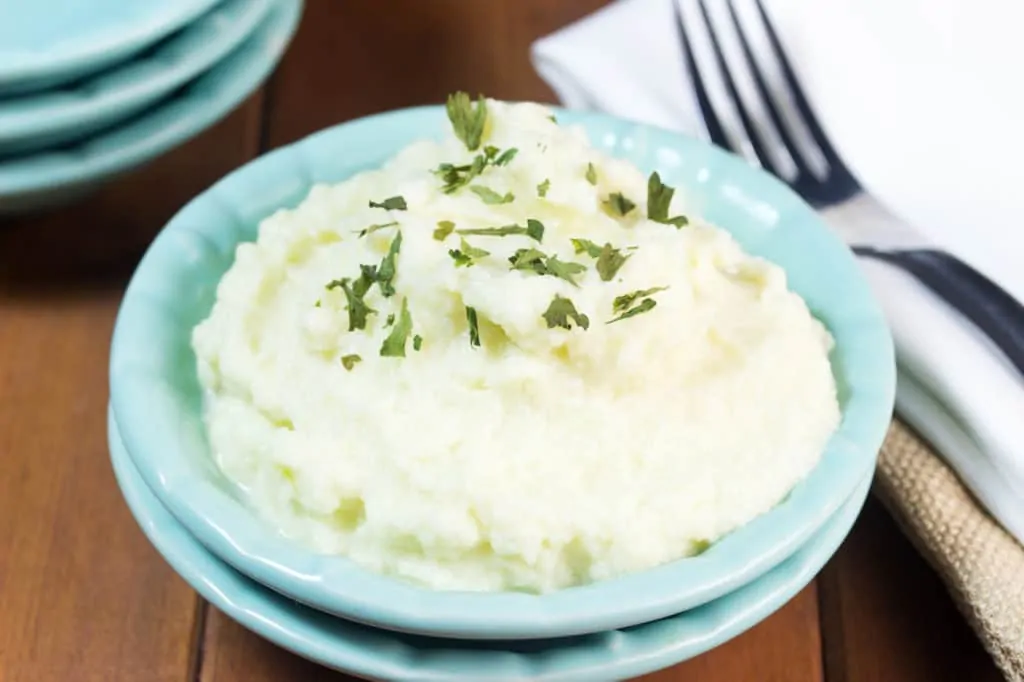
110 106 894 639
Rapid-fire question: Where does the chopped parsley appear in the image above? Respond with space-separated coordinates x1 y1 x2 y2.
469 185 514 205
494 148 518 166
341 354 361 371
509 248 586 286
385 313 395 327
380 297 413 357
609 286 667 323
357 221 398 237
572 238 630 281
613 286 669 312
585 162 598 185
542 295 590 331
446 92 488 151
376 231 402 297
537 178 551 197
608 297 657 323
368 196 407 211
466 306 481 347
448 238 490 267
433 220 455 241
647 172 689 227
603 192 636 217
456 218 544 242
413 335 423 351
326 272 376 331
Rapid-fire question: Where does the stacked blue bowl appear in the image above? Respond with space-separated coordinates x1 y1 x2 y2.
0 0 302 215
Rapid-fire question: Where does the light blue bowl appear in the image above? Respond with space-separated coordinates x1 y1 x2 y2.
109 106 895 640
0 0 275 157
109 406 873 681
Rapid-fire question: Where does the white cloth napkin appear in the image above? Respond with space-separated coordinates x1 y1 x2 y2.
531 0 1024 544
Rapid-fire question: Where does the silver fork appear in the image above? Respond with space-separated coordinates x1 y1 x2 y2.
675 0 1024 377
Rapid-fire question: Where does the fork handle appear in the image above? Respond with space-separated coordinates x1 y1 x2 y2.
854 246 1024 378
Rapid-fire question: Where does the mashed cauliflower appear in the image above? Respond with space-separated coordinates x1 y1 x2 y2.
192 96 840 592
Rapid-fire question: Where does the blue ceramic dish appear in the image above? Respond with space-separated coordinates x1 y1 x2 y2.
0 0 221 95
0 0 275 157
0 0 302 216
110 408 873 681
109 105 895 640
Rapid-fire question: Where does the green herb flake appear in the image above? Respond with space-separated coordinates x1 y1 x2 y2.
376 231 403 298
469 185 514 205
508 248 548 274
548 114 558 123
647 172 689 227
445 92 488 151
613 286 669 312
571 238 603 258
448 238 490 267
509 247 586 286
326 277 375 331
457 220 544 242
546 256 587 287
385 313 396 327
608 297 657 323
692 539 712 555
466 306 481 347
434 155 486 194
341 354 362 371
380 298 413 357
595 244 630 281
358 221 398 238
603 192 636 217
494 148 518 166
537 178 551 197
542 295 590 331
368 196 407 211
433 220 455 241
413 335 423 351
585 162 598 185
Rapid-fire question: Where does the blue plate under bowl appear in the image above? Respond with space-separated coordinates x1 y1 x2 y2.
0 0 275 157
109 106 895 640
110 407 873 681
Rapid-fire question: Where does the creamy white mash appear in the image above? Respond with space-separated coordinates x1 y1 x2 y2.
192 97 840 593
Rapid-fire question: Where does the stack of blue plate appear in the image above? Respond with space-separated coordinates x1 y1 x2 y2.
0 0 303 215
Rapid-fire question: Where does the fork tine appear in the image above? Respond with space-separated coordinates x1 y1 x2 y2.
673 0 731 153
692 0 785 175
750 0 859 189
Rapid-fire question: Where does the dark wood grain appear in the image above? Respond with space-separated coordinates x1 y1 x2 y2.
0 96 264 682
818 494 1004 682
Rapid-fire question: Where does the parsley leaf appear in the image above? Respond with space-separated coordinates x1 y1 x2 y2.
413 335 423 351
603 192 636 216
434 155 487 193
358 221 398 237
446 92 488 151
537 178 551 197
380 297 413 357
466 306 481 347
571 238 603 258
341 354 361 371
545 256 587 286
613 286 669 312
608 297 657 323
494 148 518 166
376 231 402 298
542 295 590 331
433 220 455 241
470 185 514 205
369 196 407 211
448 238 490 267
327 276 376 331
508 248 586 286
385 313 395 327
595 244 630 281
647 172 689 227
457 219 544 242
585 162 598 185
508 248 547 274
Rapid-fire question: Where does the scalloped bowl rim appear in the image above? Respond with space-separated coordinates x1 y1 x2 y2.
109 105 895 640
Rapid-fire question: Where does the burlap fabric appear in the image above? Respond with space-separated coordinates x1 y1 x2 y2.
876 420 1024 681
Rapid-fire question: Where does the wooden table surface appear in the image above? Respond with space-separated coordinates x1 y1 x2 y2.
0 2 1006 681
